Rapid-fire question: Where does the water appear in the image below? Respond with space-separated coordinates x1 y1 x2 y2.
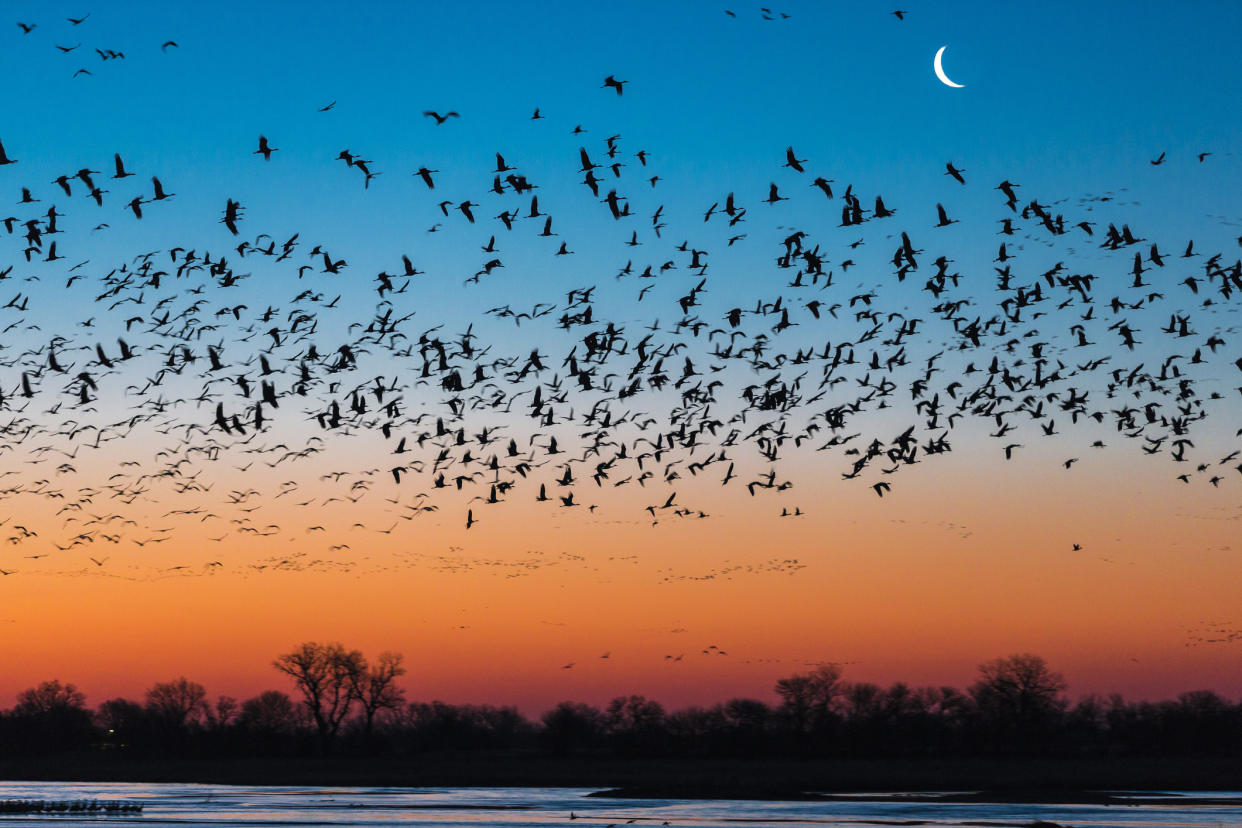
0 783 1238 827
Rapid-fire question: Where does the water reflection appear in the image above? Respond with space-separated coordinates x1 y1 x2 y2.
0 783 1237 827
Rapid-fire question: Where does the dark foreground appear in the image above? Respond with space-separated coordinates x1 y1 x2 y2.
3 752 1241 800
3 783 1239 828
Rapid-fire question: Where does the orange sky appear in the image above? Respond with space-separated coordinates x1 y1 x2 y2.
3 440 1239 714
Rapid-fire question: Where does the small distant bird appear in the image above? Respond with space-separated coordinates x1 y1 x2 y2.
1150 151 1166 166
531 108 544 119
945 162 966 184
892 10 906 20
17 22 36 34
255 135 278 161
602 75 627 95
423 110 459 125
318 100 336 112
67 13 90 25
161 40 179 51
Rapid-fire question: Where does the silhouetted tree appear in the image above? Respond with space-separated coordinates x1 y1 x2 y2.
273 641 365 753
721 698 774 754
8 680 94 753
209 695 239 728
605 694 667 754
970 653 1067 752
95 697 152 753
240 690 301 733
350 651 406 740
1168 690 1239 755
540 701 604 754
15 680 85 715
238 690 304 754
143 677 209 753
774 662 845 739
145 677 208 729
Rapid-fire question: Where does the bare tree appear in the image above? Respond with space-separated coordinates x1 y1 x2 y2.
774 662 845 733
15 679 86 715
970 653 1067 742
145 677 208 729
239 690 301 734
350 650 406 739
206 695 239 730
604 694 667 754
273 641 365 753
13 679 93 750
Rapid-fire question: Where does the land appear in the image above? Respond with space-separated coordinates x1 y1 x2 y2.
2 752 1240 801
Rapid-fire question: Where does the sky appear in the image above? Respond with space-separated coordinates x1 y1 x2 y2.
1 1 1241 713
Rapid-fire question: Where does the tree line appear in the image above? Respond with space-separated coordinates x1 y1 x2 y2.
1 645 1238 760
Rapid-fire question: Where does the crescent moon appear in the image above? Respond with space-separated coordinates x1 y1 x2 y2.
933 46 965 88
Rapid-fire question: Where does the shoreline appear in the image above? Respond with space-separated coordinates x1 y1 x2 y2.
2 753 1240 801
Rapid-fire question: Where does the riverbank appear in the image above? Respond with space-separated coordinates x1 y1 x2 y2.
2 753 1240 798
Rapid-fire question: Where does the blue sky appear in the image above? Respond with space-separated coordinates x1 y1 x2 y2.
3 0 1241 460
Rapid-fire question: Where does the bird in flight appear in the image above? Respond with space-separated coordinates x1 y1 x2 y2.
255 135 278 161
423 110 459 125
783 147 807 173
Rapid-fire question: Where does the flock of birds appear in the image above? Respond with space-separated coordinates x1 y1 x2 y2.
0 10 1240 587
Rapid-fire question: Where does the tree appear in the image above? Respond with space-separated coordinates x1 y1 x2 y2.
774 662 845 734
273 641 365 753
604 694 667 754
969 653 1067 749
206 695 239 730
605 694 666 732
240 690 301 735
145 677 209 729
350 650 406 739
96 697 152 751
11 679 94 752
239 690 303 754
15 679 85 715
540 701 603 754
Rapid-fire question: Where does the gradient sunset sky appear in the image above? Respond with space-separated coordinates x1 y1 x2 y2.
2 0 1241 713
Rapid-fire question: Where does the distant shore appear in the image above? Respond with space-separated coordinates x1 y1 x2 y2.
2 752 1240 800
